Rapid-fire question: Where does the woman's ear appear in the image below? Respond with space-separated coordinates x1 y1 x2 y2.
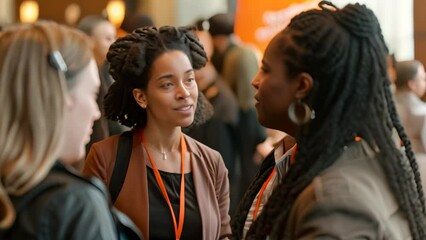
407 79 417 92
132 88 147 109
295 72 314 99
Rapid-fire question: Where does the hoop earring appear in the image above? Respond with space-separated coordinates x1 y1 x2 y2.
288 99 315 125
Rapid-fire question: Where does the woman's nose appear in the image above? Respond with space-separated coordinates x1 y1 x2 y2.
93 103 101 121
252 71 261 89
177 82 191 98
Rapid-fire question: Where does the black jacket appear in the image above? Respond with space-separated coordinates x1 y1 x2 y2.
0 162 141 240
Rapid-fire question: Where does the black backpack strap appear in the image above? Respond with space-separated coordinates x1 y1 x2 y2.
110 131 133 204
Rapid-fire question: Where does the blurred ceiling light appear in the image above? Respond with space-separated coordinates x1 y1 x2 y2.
20 0 39 23
65 3 81 26
106 0 125 28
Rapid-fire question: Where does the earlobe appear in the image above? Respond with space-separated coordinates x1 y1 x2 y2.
407 80 416 92
132 88 147 108
295 73 314 99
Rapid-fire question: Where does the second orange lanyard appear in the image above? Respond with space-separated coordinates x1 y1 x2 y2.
142 131 187 240
253 144 297 220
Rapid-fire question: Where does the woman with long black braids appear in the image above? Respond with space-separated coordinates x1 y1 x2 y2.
235 1 426 239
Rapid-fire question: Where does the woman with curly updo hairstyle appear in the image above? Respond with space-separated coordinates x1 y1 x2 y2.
84 25 232 240
232 1 426 239
104 26 212 128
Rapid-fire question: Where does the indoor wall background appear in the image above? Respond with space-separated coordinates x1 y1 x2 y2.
0 0 425 67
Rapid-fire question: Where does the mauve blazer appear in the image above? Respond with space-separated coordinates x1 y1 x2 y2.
83 128 232 240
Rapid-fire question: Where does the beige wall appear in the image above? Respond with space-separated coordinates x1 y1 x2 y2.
139 0 177 26
176 0 227 26
139 0 227 27
0 0 14 24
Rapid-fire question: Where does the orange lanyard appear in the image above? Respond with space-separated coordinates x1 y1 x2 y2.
142 131 187 240
253 144 297 220
253 167 275 219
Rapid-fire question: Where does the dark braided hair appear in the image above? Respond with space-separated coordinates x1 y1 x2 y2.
104 25 212 128
246 1 426 239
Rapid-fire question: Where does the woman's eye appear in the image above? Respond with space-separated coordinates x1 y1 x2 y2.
185 78 196 86
261 66 269 73
161 82 173 88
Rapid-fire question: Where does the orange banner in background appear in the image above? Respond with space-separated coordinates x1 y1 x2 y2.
234 0 319 55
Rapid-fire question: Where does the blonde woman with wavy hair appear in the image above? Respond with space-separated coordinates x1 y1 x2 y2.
0 21 141 239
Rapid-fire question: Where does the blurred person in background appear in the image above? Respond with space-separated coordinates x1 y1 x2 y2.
394 60 426 196
207 13 267 206
77 15 128 165
185 27 240 214
120 13 155 35
394 60 426 154
77 15 116 67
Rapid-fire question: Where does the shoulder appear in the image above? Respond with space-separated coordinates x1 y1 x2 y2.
309 141 398 213
87 132 122 168
397 92 426 111
84 134 121 179
91 132 121 154
228 43 257 57
44 191 117 239
16 168 118 239
42 170 109 211
225 44 258 64
85 130 133 173
288 141 410 238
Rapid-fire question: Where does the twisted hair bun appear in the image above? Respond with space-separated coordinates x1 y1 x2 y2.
320 1 381 39
107 27 156 83
157 26 207 69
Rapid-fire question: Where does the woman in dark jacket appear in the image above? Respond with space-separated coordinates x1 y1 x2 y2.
0 21 140 240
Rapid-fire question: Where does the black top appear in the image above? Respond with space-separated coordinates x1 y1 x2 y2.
147 166 202 240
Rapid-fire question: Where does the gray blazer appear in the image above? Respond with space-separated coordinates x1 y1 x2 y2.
285 140 412 239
